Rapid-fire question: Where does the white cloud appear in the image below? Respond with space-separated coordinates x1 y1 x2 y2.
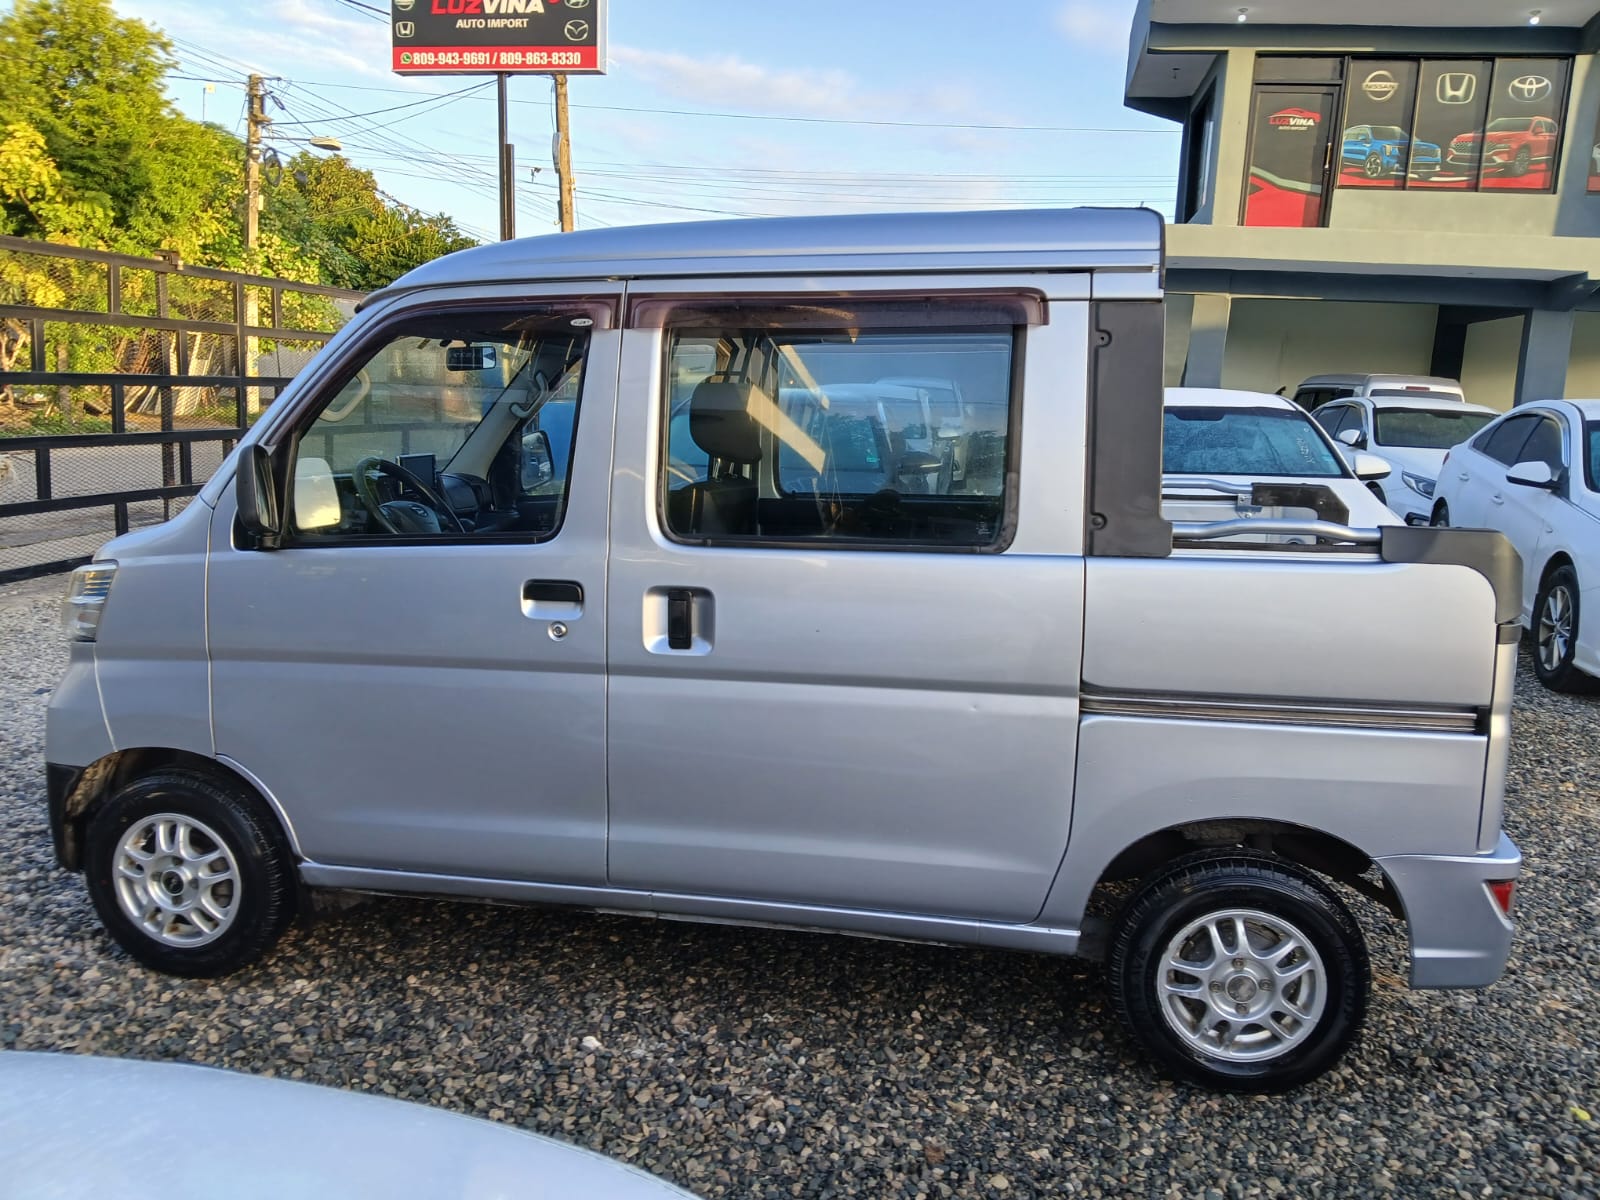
1055 0 1136 53
610 45 874 120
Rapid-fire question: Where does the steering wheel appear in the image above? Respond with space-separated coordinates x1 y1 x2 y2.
350 456 466 535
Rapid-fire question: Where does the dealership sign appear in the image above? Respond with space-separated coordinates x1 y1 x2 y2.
392 0 607 75
1269 108 1321 130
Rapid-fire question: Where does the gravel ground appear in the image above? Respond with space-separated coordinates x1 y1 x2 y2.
1 572 1596 1198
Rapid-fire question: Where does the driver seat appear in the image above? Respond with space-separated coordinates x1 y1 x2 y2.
673 379 763 536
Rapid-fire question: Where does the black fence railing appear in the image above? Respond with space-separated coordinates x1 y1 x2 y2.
0 237 362 583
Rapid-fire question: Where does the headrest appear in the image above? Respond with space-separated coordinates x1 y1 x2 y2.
689 379 764 465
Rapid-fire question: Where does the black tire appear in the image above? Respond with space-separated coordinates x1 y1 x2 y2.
1430 500 1449 527
1531 564 1593 693
84 769 297 977
1108 851 1369 1093
1512 146 1532 177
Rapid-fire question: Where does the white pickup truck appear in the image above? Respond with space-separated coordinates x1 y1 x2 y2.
47 208 1521 1091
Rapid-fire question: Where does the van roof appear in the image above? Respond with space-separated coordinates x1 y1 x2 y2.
371 208 1165 303
1296 374 1464 394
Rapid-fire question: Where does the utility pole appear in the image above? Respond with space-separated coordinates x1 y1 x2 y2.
245 74 266 250
554 74 576 232
497 74 516 241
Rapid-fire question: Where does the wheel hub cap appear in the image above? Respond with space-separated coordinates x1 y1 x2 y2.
1538 585 1573 673
1157 908 1327 1064
112 813 241 948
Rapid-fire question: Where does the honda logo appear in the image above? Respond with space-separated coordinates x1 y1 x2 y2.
1437 72 1477 105
395 20 415 36
1363 70 1399 102
1509 75 1553 102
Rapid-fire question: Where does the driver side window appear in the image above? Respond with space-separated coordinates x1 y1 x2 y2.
288 309 592 542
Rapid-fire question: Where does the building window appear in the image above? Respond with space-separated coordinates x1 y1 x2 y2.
1252 55 1572 201
1182 83 1218 220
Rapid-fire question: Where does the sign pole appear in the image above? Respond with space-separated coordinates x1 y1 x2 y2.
497 73 516 241
554 74 576 233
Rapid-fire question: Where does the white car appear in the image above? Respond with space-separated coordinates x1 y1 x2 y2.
1433 399 1600 692
1311 395 1498 524
1163 388 1398 539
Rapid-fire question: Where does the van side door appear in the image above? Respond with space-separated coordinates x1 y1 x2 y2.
603 282 1088 923
206 289 620 884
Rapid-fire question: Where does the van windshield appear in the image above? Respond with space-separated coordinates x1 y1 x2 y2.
1163 407 1347 478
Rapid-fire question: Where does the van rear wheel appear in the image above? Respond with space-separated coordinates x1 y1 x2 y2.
1108 851 1368 1092
83 770 297 978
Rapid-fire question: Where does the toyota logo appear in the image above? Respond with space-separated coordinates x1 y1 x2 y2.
1436 72 1477 105
564 19 590 40
1509 75 1553 102
1363 70 1399 102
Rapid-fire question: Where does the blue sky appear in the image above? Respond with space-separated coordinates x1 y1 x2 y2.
107 0 1180 241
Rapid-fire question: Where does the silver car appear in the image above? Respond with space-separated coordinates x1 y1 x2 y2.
47 209 1521 1092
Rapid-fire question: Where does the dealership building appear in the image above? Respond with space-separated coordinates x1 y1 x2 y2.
1126 0 1600 408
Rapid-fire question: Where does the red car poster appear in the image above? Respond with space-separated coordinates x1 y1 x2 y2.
1244 91 1335 227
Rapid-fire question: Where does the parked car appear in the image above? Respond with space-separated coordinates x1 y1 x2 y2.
1432 399 1600 691
1341 125 1440 179
0 1052 699 1199
1311 395 1498 524
1448 117 1560 177
1290 373 1466 411
1163 388 1398 536
47 208 1522 1093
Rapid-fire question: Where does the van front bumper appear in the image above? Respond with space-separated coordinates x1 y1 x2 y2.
1376 832 1521 989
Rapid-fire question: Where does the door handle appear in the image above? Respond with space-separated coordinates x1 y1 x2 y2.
1458 472 1470 481
667 589 694 650
1490 494 1505 506
522 580 584 620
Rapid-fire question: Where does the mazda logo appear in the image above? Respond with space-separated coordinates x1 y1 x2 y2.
1363 70 1398 102
1510 75 1553 102
1437 72 1477 105
564 19 590 40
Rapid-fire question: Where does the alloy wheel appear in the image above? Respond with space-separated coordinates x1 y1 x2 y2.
1538 583 1574 674
112 813 241 947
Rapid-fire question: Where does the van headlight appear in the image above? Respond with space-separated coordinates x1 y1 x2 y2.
62 562 117 642
1402 471 1436 499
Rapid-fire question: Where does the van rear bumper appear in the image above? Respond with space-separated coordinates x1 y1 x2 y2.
1376 832 1521 989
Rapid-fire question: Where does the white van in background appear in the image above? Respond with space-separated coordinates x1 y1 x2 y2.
1291 374 1467 410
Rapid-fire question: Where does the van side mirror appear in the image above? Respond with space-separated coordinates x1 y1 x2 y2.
521 430 555 491
236 443 284 549
1506 460 1558 490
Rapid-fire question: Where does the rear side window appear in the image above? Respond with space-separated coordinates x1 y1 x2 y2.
1477 414 1540 465
653 298 1030 550
1586 423 1600 492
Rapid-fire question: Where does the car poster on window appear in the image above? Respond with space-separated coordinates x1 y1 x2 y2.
1339 61 1421 189
1409 61 1492 190
1478 59 1569 191
1243 89 1336 226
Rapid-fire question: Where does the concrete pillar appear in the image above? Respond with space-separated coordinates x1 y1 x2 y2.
1182 293 1232 388
1515 308 1574 405
1209 49 1256 229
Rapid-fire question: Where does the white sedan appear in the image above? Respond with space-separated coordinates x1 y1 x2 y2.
1163 388 1398 540
1433 398 1600 692
1310 395 1498 525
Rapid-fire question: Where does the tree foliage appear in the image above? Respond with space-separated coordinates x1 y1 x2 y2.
0 0 477 283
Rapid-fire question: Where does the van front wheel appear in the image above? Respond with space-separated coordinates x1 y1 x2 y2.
84 770 297 978
1108 851 1368 1092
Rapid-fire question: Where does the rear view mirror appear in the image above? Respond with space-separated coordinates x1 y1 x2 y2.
1506 460 1558 490
1353 452 1392 481
447 344 498 372
235 443 284 549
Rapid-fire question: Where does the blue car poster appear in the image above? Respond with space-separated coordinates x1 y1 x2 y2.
1339 61 1423 188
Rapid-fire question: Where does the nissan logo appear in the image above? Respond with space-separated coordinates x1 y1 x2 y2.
1509 75 1553 102
1363 70 1399 102
1436 72 1478 105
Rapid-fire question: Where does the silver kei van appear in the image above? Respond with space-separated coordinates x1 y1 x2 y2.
46 209 1522 1092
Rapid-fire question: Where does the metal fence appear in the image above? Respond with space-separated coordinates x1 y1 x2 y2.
0 237 362 582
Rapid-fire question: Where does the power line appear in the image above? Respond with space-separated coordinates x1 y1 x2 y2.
330 0 388 21
271 81 493 127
